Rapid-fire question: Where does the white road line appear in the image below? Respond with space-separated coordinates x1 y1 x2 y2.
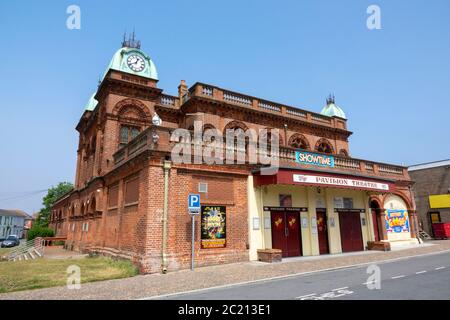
332 287 348 291
391 275 405 279
435 267 445 270
295 293 316 299
416 270 427 274
362 280 377 285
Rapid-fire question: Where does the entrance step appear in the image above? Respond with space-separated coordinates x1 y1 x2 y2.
419 230 432 240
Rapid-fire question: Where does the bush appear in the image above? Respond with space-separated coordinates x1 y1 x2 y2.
26 226 55 241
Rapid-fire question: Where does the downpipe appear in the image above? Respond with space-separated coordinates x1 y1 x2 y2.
161 160 171 274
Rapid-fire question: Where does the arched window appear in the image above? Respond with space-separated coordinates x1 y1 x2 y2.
259 130 283 151
339 149 349 157
315 139 334 154
119 125 140 147
80 203 86 217
288 134 310 150
223 121 250 150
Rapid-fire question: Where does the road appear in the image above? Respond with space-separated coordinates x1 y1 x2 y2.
157 251 450 300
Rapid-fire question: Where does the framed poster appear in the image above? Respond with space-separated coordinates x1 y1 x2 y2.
385 210 410 234
201 206 226 249
279 194 292 207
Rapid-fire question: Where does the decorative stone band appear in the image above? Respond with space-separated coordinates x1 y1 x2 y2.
293 174 390 191
263 207 308 212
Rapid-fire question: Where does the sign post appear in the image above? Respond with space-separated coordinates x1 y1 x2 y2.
188 194 201 271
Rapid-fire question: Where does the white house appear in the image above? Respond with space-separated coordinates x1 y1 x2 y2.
0 209 29 240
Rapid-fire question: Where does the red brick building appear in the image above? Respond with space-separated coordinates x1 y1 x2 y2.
51 39 418 273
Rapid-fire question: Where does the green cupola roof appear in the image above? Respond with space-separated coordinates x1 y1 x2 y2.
84 93 98 111
320 95 346 119
102 33 158 81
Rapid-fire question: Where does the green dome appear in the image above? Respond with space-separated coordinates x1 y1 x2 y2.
320 96 346 119
103 47 158 80
84 93 98 111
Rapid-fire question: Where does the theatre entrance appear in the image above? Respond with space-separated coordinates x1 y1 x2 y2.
316 209 330 254
338 210 364 252
271 210 302 257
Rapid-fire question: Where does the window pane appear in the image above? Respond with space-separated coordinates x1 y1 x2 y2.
120 126 129 144
131 128 140 140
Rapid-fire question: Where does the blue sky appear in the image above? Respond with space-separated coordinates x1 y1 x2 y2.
0 0 449 214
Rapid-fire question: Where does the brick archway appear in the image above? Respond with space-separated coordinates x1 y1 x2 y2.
288 133 310 150
315 138 334 154
112 99 151 119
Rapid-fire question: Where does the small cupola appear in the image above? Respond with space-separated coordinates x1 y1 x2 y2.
320 94 346 119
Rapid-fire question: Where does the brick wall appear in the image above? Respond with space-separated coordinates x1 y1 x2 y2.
410 165 450 234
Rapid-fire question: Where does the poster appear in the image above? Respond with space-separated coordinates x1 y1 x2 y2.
385 210 409 233
279 194 292 207
201 206 226 249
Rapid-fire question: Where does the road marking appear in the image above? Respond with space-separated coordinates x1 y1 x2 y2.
295 293 316 299
362 280 377 285
416 270 427 274
332 287 348 291
435 267 445 270
391 275 405 279
138 249 450 300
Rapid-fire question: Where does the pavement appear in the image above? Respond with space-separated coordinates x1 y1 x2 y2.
0 240 449 300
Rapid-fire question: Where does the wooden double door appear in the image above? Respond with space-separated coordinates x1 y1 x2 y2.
339 211 364 252
271 211 302 257
316 210 330 255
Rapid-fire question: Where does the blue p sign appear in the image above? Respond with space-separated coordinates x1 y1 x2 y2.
188 194 200 213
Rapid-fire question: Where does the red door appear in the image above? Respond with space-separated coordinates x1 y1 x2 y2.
286 212 302 257
371 209 380 242
271 211 302 257
271 211 288 255
316 211 329 254
339 211 363 252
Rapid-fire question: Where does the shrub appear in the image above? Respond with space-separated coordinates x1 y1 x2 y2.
26 226 55 241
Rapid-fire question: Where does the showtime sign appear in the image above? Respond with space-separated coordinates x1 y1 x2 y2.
293 174 390 191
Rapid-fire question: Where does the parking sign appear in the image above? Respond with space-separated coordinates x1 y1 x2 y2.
188 194 201 215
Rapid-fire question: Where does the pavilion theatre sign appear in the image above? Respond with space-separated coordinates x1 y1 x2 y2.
293 174 390 191
295 151 335 168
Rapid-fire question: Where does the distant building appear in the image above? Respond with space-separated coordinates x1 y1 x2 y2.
0 209 29 239
409 160 450 236
23 214 35 239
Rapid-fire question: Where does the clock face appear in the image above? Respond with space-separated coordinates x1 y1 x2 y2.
127 55 146 72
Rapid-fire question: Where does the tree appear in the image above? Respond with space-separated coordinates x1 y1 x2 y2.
36 182 74 227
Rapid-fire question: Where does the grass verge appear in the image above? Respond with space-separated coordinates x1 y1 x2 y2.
0 256 139 293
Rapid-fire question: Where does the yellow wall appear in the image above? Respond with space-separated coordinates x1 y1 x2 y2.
429 194 450 209
248 179 375 259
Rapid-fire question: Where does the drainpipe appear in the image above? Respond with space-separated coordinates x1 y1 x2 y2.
408 185 422 244
161 160 171 274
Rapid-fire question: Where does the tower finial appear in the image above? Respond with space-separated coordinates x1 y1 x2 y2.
121 29 141 49
326 93 335 105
